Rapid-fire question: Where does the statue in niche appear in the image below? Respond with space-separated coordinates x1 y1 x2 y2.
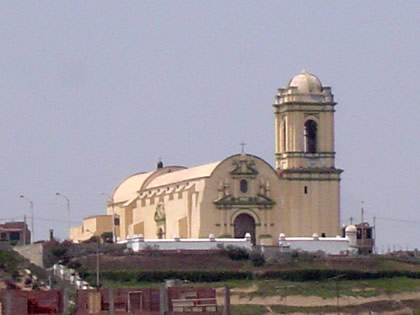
265 181 271 198
154 201 166 223
259 178 266 195
258 178 271 197
223 180 230 196
218 180 224 198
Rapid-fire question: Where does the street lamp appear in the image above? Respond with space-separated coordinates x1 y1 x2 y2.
99 192 116 243
86 229 100 288
19 195 34 243
56 192 70 239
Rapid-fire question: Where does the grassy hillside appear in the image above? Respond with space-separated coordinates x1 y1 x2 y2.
0 249 50 289
76 250 420 273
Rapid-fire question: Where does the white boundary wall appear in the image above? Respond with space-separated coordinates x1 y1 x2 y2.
121 233 253 252
278 230 357 255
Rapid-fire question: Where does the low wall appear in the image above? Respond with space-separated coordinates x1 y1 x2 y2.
278 234 356 255
0 243 11 252
13 243 44 267
123 234 253 252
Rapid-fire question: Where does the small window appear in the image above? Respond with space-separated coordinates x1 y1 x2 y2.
304 186 308 194
240 179 248 193
9 232 20 241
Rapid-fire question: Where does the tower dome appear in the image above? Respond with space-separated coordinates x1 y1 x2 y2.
287 70 322 94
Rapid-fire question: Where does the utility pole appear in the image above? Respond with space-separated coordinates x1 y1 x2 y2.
361 201 364 223
56 193 70 239
20 195 34 242
23 215 27 245
86 229 100 287
100 192 116 243
96 240 100 288
373 215 376 253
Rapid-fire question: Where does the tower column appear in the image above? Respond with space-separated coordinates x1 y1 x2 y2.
274 70 343 236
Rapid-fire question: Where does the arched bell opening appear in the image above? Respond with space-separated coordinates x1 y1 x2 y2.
304 119 318 153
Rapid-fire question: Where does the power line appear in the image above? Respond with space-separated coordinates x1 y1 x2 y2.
0 217 22 221
375 216 420 225
34 217 80 224
1 217 80 224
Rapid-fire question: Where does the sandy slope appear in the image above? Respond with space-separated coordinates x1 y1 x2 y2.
216 287 420 307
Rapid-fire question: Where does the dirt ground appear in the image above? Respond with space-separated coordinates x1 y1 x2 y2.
216 287 420 314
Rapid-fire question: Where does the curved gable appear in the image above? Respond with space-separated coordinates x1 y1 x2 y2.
210 153 279 178
146 161 221 190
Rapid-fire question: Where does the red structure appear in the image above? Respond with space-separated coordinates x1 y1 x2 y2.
0 287 222 314
75 287 221 314
76 288 160 314
0 289 63 314
168 287 218 313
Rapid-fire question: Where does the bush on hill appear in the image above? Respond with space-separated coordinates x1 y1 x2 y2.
224 246 249 261
250 250 265 267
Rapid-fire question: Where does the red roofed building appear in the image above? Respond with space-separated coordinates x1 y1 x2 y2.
0 221 31 245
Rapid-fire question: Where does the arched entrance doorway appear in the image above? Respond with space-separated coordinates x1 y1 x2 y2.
234 213 256 245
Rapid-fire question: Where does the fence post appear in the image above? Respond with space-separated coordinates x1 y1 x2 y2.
5 290 12 315
109 289 114 315
223 285 231 315
63 288 69 315
159 287 168 315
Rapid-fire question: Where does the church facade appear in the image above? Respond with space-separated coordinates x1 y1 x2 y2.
69 71 343 245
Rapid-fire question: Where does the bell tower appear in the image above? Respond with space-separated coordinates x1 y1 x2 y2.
273 70 343 236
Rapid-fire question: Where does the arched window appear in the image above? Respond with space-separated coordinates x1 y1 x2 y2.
304 120 318 153
240 179 248 193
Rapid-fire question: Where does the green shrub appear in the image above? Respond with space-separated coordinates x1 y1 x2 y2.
98 270 253 283
12 270 20 280
81 268 420 285
0 251 23 275
101 232 113 243
250 251 265 267
83 236 100 243
225 246 249 261
51 245 67 258
260 270 420 282
67 260 82 270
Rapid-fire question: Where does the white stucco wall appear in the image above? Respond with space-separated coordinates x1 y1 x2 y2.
278 231 357 255
123 234 253 251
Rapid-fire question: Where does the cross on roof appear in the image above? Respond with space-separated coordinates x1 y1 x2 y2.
240 141 246 153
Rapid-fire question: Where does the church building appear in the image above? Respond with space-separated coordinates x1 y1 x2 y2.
69 71 343 245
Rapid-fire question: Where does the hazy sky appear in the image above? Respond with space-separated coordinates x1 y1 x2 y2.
1 1 419 250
